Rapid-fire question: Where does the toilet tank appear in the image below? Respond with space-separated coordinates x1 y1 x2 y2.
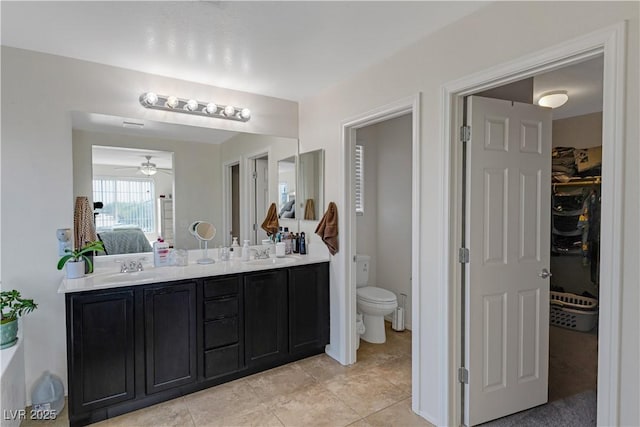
355 254 370 287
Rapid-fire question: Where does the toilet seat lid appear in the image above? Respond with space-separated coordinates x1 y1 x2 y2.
357 286 397 303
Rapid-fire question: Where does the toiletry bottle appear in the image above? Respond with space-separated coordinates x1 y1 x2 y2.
292 233 299 253
230 237 240 259
242 240 250 261
283 227 292 254
299 232 307 255
153 237 170 267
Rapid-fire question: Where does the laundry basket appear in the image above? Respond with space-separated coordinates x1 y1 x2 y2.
550 291 598 332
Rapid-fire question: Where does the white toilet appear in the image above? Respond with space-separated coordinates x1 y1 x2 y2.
356 254 398 344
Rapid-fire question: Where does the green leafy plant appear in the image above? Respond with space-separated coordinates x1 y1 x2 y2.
57 240 105 273
1 290 37 324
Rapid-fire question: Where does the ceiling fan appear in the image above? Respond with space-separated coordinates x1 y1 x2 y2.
115 155 172 176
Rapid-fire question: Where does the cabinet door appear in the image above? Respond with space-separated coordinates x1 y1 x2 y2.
144 281 197 394
67 290 135 413
244 270 288 368
288 263 330 355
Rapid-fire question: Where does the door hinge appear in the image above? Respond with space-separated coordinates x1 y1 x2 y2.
458 367 469 384
252 171 257 180
458 247 470 263
252 223 257 231
460 125 471 143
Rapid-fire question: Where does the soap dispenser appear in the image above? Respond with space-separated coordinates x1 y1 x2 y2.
230 237 240 258
242 240 250 261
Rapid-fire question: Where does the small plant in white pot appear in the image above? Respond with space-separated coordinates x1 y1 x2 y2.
1 290 37 349
57 240 105 279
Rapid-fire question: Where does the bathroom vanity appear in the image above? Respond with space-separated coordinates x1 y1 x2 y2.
59 255 330 426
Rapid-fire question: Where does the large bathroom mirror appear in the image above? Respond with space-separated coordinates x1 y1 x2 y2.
72 111 299 253
298 149 325 221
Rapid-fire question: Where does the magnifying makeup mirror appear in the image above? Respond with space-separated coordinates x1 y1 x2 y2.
191 221 216 264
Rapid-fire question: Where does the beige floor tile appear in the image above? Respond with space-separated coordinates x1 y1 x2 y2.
270 382 360 427
345 419 372 427
245 363 317 402
216 408 284 427
371 355 412 395
94 397 194 427
364 398 434 427
183 379 267 426
20 398 69 427
295 353 367 382
323 371 409 418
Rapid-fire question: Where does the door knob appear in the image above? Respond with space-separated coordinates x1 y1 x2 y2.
538 268 552 279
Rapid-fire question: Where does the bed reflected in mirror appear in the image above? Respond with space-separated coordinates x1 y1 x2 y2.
277 156 296 219
91 146 174 255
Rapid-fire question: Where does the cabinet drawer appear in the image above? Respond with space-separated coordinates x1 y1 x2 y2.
204 317 238 349
204 277 239 299
204 297 238 320
204 344 240 379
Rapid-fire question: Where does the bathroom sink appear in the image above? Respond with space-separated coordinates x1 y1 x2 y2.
91 270 162 286
246 257 296 267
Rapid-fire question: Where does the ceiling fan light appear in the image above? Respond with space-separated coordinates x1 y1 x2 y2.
538 91 569 109
140 165 157 176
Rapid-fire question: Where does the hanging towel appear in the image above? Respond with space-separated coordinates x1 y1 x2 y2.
304 198 316 220
315 202 339 255
74 196 97 249
261 203 280 236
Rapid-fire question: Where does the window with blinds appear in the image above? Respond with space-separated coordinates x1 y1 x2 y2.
355 144 364 215
93 177 156 232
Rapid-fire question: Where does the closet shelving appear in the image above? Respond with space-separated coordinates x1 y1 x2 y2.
551 175 601 257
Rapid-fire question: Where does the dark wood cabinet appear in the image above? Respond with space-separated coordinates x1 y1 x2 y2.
288 263 330 355
66 262 329 426
201 276 243 380
143 281 197 394
66 289 135 414
244 269 288 368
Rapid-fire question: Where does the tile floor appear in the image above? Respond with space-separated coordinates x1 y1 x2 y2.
23 323 431 427
21 324 597 427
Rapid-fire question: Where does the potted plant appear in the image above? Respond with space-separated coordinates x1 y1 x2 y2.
1 290 37 349
57 240 105 279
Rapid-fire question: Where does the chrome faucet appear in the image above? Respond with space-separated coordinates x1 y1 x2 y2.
116 258 146 273
251 247 270 259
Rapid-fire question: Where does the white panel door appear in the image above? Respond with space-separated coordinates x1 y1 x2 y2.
465 96 552 426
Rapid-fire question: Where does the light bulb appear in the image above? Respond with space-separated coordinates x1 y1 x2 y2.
223 105 236 116
185 99 198 111
204 103 218 115
240 108 251 119
166 96 179 109
142 92 158 106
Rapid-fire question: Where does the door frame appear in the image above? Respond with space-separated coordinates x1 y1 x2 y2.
245 150 270 245
340 93 421 398
441 23 626 426
222 158 240 246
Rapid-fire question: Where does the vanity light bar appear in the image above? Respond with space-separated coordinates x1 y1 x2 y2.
139 92 251 122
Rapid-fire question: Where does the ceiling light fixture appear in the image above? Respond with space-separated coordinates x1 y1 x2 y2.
139 156 158 176
139 92 251 122
537 90 569 109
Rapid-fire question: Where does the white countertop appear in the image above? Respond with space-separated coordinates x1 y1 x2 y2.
58 247 330 294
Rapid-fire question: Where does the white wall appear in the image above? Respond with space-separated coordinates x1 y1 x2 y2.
298 2 639 424
356 115 412 328
1 47 298 402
